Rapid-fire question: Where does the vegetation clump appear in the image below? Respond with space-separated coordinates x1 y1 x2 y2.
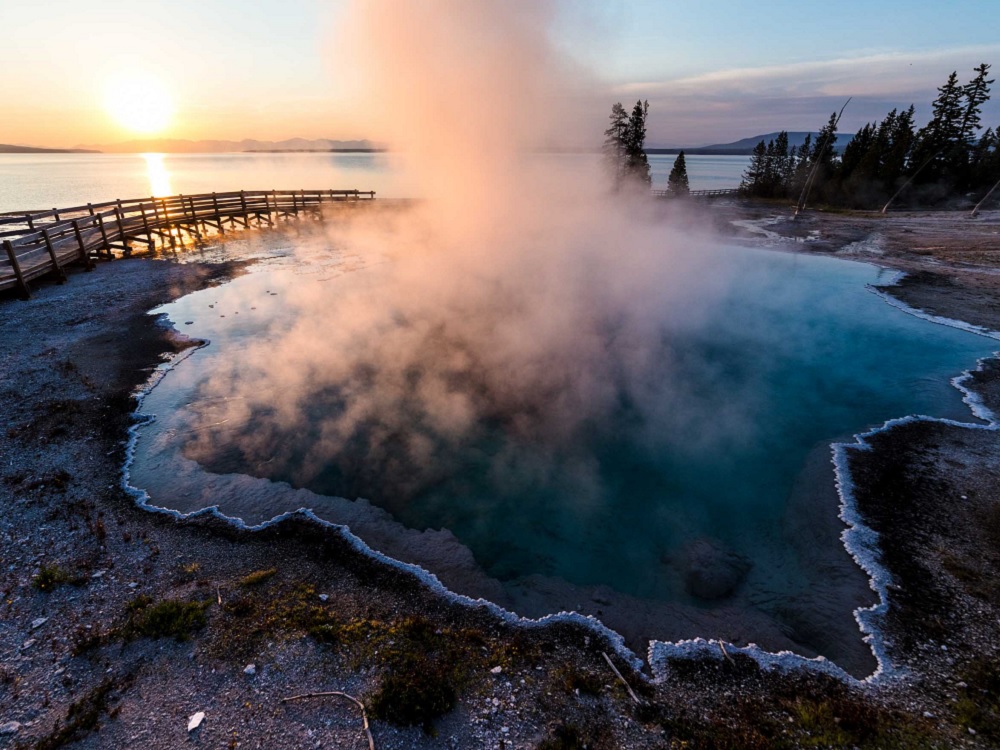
238 568 277 587
32 564 84 592
364 617 461 731
955 659 1000 741
32 676 133 750
124 595 208 641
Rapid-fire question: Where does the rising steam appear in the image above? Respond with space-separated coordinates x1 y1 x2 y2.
183 1 740 524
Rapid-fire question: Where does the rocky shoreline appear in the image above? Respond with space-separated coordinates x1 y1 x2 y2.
2 210 999 748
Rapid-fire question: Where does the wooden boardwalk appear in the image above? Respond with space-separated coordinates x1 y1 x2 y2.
0 189 375 298
651 188 740 199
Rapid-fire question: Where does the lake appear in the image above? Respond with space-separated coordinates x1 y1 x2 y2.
0 152 749 213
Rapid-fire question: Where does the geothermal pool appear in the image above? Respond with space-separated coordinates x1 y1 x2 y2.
129 236 995 675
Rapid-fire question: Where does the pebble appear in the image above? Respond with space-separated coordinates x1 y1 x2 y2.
21 639 36 650
318 594 329 602
30 617 48 630
0 722 21 735
490 666 502 674
244 664 256 676
187 712 205 732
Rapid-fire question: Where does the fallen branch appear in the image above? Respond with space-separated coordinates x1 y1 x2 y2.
601 652 644 705
718 641 735 666
281 691 375 750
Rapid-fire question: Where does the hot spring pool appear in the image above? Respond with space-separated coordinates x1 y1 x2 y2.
128 237 995 676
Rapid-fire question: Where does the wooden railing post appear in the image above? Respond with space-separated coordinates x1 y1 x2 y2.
41 228 67 282
71 219 94 269
3 239 30 298
114 201 130 255
94 214 113 258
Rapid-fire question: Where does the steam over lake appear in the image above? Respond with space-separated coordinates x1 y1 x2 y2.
0 152 749 212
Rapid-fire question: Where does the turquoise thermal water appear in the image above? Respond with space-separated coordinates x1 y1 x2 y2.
130 240 995 670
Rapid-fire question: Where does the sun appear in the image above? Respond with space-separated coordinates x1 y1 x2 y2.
104 73 174 135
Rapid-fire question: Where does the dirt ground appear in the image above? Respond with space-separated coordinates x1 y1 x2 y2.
2 205 1000 749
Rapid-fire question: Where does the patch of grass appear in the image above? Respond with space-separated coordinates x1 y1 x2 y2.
537 723 587 750
307 623 342 644
955 659 1000 741
363 616 479 733
536 720 616 750
211 582 336 659
30 675 133 750
552 666 603 697
32 565 84 592
124 596 208 641
239 568 277 587
779 693 939 749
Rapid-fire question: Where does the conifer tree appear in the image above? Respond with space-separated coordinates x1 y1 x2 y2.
911 71 965 184
623 100 651 186
603 102 629 189
740 140 768 195
960 64 993 146
667 151 690 196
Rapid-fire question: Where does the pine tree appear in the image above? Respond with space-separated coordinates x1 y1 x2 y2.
772 131 793 195
603 102 629 190
910 71 965 185
667 151 690 196
882 106 916 188
740 141 768 196
960 64 993 146
622 100 651 187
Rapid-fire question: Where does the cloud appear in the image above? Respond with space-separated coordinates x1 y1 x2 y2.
615 46 1000 145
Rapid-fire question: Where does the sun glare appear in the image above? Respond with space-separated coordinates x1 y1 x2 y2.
104 73 174 135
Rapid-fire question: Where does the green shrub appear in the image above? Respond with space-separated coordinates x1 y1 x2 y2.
125 597 208 641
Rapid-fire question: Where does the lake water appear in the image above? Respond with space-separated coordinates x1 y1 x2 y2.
128 227 995 675
0 152 749 213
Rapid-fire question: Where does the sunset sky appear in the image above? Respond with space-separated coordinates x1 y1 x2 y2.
3 0 1000 149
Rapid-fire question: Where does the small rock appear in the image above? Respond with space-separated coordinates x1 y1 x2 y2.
91 570 107 579
490 666 502 674
30 617 48 630
21 639 36 650
957 681 968 689
969 728 977 735
501 727 509 734
244 664 256 676
128 583 138 589
923 711 934 719
318 594 329 602
0 722 21 735
187 712 205 732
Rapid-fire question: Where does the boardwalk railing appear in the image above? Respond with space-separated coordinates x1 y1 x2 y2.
651 188 740 199
0 188 375 298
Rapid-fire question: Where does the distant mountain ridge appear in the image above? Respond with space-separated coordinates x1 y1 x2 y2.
73 138 377 154
648 131 851 156
0 143 100 154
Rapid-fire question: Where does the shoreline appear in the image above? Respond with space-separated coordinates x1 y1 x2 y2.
3 208 1000 747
